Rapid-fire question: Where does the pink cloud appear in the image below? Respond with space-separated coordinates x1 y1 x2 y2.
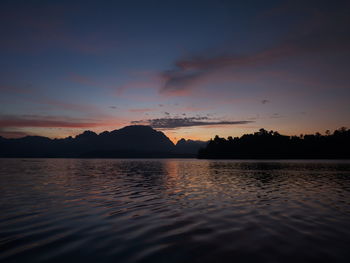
180 106 213 112
0 114 129 130
0 130 31 138
0 115 103 128
128 108 156 113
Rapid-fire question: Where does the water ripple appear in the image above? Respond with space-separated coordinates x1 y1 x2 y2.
1 159 350 262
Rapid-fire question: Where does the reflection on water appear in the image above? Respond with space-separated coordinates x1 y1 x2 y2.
0 159 350 263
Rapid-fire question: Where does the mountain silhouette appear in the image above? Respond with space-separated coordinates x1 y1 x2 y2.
0 125 185 158
79 126 176 157
175 138 208 155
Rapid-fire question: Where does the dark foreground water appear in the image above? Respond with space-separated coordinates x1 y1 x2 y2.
1 159 350 263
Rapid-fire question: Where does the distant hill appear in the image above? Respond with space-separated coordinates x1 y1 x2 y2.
175 138 208 155
0 125 200 158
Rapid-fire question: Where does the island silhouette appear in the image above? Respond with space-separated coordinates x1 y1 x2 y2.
0 126 349 159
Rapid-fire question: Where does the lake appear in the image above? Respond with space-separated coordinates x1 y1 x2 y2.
1 159 350 263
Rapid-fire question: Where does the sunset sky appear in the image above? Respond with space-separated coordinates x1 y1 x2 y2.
1 0 349 142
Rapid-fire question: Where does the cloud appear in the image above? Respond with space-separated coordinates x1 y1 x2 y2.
0 115 103 128
0 129 31 138
180 106 213 112
160 70 202 95
131 117 253 129
159 3 350 95
271 113 283 119
128 108 155 113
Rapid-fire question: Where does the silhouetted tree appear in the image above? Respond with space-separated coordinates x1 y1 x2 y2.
198 128 350 159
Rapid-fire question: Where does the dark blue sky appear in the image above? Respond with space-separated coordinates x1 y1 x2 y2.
1 0 349 141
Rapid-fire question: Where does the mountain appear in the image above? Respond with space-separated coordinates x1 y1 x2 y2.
0 125 180 158
175 138 207 155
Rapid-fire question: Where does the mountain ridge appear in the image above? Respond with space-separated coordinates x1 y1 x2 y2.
0 125 204 158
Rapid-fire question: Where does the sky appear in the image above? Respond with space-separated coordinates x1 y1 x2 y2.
0 0 349 142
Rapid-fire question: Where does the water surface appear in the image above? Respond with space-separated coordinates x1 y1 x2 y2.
1 159 350 262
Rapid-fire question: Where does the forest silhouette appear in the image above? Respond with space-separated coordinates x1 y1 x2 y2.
198 127 350 159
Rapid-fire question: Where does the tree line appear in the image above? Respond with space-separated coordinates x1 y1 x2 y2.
198 127 350 159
